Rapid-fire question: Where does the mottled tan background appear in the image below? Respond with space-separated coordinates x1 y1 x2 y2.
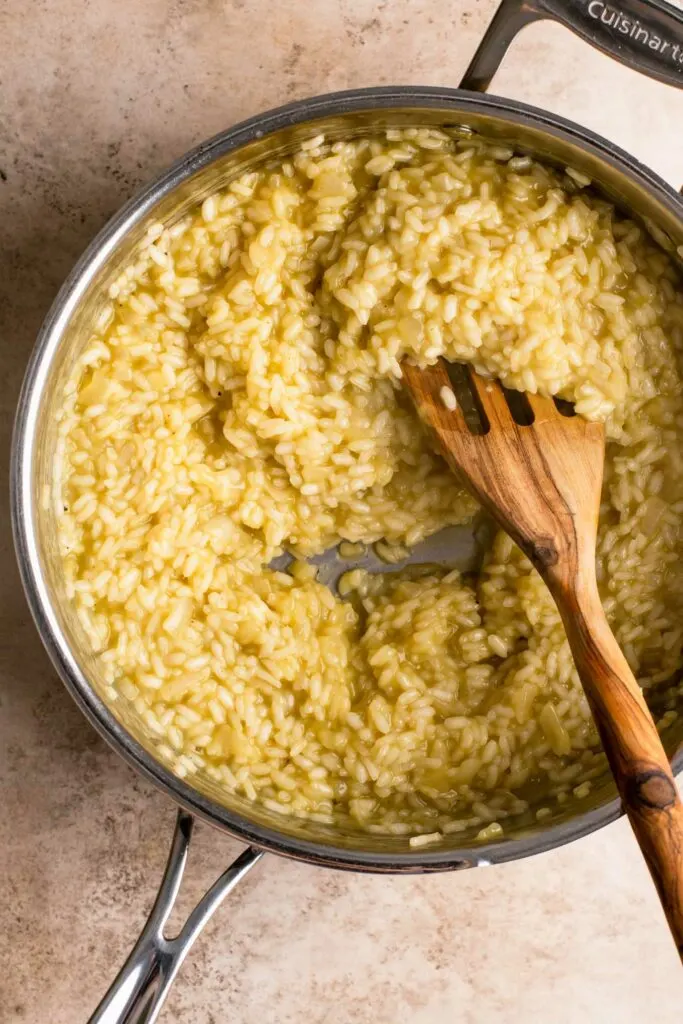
1 1 682 1021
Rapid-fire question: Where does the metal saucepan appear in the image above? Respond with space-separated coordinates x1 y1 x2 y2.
10 0 683 1020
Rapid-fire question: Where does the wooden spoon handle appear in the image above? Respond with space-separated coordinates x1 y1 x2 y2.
557 585 683 958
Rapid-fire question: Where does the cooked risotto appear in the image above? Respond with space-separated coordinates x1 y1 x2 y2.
55 128 683 838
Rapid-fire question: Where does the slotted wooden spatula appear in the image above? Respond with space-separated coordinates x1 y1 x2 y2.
403 357 683 958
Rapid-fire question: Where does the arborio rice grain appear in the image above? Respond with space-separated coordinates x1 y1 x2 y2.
56 128 683 838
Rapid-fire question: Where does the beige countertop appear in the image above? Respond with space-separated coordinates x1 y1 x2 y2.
1 1 682 1021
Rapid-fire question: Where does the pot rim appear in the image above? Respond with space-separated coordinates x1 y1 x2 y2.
11 84 683 873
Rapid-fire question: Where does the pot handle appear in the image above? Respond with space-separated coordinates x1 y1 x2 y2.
89 810 264 1024
461 0 683 92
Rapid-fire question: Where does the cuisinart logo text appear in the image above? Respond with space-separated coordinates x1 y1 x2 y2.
586 0 683 63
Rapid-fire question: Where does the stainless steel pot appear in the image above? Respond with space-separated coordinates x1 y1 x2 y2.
10 0 683 1020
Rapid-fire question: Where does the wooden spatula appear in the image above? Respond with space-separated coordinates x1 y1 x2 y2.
403 357 683 958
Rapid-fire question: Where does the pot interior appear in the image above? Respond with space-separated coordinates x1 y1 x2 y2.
19 94 683 868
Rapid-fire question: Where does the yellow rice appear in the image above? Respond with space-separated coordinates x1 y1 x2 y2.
54 128 683 837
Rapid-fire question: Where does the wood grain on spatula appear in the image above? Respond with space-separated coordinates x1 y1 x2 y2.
403 357 683 960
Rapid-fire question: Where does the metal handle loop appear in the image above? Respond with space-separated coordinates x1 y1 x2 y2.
461 0 683 93
89 810 264 1024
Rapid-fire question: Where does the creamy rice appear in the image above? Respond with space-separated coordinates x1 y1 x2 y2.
55 128 683 838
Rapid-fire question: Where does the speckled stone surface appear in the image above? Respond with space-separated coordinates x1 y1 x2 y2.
1 1 682 1021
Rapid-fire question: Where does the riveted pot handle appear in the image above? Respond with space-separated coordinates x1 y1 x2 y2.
461 0 683 93
89 811 264 1024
